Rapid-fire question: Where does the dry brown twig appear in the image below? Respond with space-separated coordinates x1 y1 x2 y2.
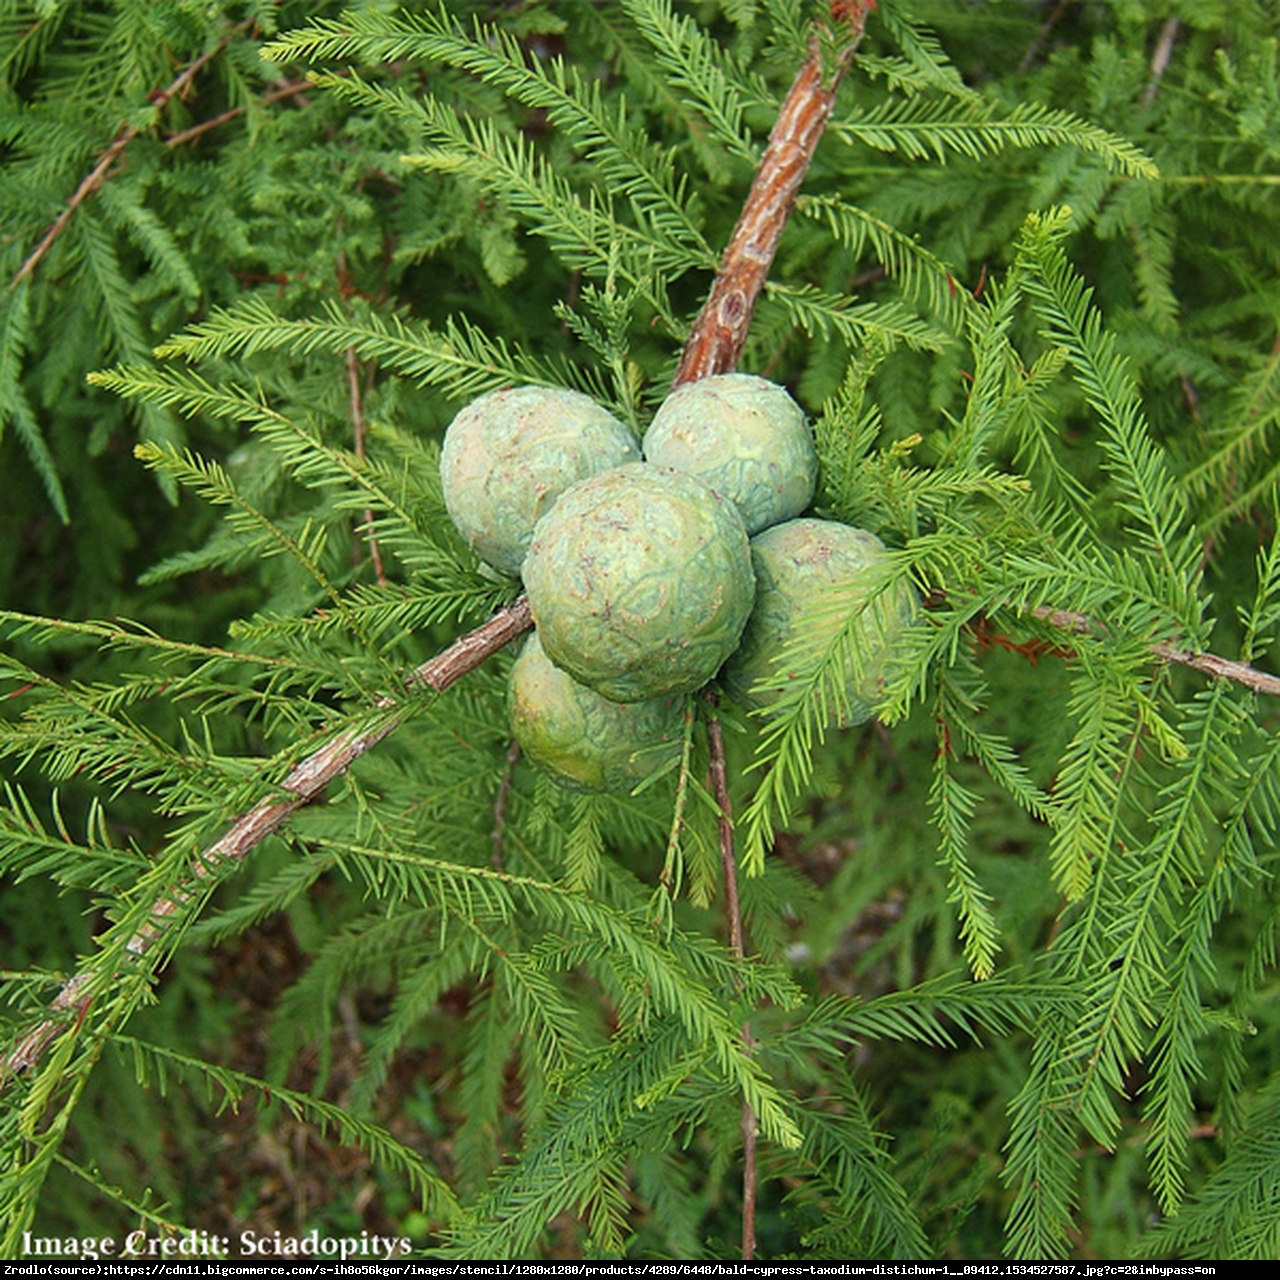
7 20 255 295
347 346 389 587
164 79 313 149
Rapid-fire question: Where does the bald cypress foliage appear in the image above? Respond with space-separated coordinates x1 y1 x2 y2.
3 0 1280 1261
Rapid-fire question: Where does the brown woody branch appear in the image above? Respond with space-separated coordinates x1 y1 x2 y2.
4 597 531 1076
672 4 873 388
704 702 759 1260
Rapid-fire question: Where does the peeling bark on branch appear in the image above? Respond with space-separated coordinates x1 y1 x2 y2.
673 7 873 387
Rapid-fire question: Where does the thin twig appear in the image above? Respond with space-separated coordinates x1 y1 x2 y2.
164 79 313 148
739 1052 759 1261
706 704 758 1260
8 23 250 294
1142 17 1179 108
1030 606 1280 697
707 710 744 961
347 346 388 586
1017 0 1073 76
1151 641 1280 696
